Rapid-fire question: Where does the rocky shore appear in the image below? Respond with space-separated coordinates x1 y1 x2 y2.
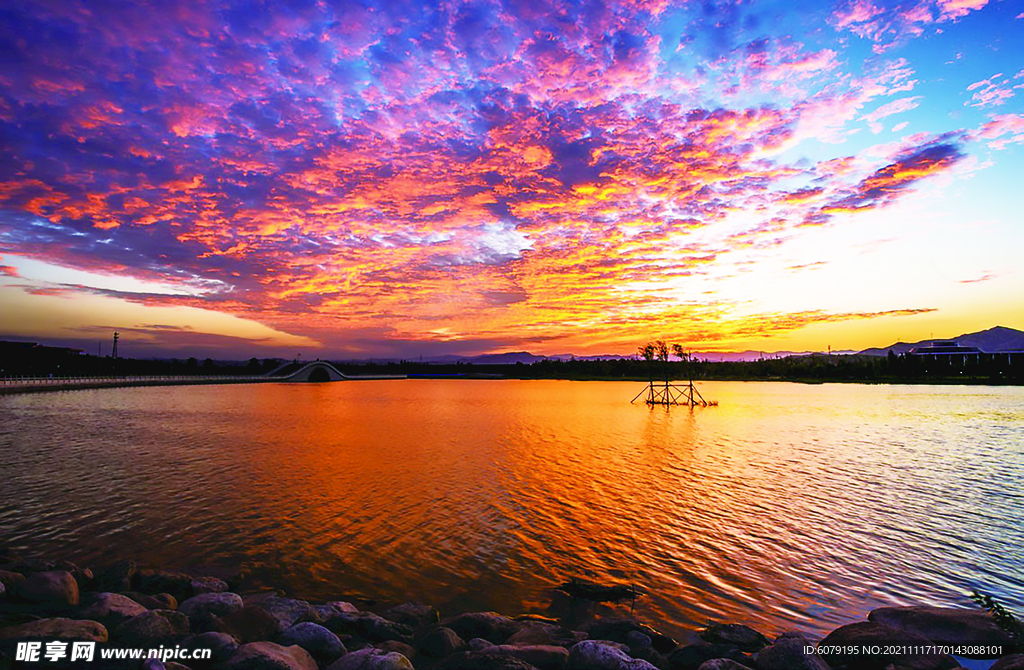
0 555 1020 670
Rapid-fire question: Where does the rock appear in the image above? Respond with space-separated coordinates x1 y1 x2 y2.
0 617 108 643
701 624 771 653
134 570 197 601
179 592 244 620
123 591 178 610
569 640 659 670
220 605 284 642
507 623 584 648
700 661 751 670
165 663 192 670
256 597 322 629
625 631 652 653
182 631 238 664
78 592 148 626
94 560 137 592
220 641 318 670
312 602 360 619
868 606 1016 650
433 650 541 670
416 626 466 660
0 582 5 600
470 638 496 651
326 647 414 670
190 577 228 595
322 612 414 643
143 660 168 670
0 571 25 596
18 570 79 607
113 609 191 646
278 622 347 666
491 644 570 670
383 601 439 629
582 618 678 654
376 640 418 659
755 637 828 670
668 643 750 670
992 655 1024 670
445 612 522 645
819 621 960 670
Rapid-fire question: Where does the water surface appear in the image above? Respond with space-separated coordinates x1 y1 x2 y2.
1 380 1021 639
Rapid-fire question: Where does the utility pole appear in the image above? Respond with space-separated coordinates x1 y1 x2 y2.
111 332 119 359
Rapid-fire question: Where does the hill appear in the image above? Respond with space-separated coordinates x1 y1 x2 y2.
859 325 1024 356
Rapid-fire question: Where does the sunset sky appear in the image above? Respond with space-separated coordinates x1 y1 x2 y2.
1 0 1022 358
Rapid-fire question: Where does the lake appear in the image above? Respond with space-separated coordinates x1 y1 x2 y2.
1 380 1022 640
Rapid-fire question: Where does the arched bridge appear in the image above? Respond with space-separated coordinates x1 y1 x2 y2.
267 361 348 382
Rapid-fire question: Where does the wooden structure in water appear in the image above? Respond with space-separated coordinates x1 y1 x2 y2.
631 378 714 406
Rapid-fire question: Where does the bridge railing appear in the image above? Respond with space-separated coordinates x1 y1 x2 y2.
0 375 284 387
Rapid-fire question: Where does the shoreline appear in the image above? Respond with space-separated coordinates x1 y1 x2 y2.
1 556 1020 670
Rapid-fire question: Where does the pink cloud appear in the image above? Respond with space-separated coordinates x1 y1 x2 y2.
862 96 922 133
966 74 1016 108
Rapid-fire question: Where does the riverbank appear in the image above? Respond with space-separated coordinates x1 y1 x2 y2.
0 556 1020 670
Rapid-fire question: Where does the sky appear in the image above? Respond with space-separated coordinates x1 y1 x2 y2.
0 0 1022 359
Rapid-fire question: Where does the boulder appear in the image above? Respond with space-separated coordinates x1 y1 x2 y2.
755 637 828 670
376 640 418 659
278 622 347 666
123 591 178 610
326 648 414 670
190 577 228 595
491 644 570 670
383 601 439 629
433 650 541 670
624 632 652 653
0 617 108 643
255 597 322 629
992 655 1024 670
322 612 413 643
0 581 5 600
18 570 79 607
582 618 678 654
701 624 771 653
179 592 244 620
507 623 584 648
700 661 751 670
819 621 960 670
134 570 197 600
220 641 318 670
312 602 359 619
445 612 522 645
569 640 659 669
113 609 190 646
0 571 25 596
181 631 238 664
668 643 750 670
77 592 148 626
416 626 466 660
93 560 137 592
220 605 284 642
868 606 1016 650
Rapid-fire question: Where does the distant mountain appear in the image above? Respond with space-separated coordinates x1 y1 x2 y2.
859 325 1024 356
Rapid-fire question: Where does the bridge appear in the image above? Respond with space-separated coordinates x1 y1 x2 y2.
0 361 405 395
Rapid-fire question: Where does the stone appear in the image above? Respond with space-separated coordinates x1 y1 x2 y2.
491 644 570 670
256 597 322 629
507 623 584 648
445 612 522 645
322 612 414 643
376 640 417 659
134 570 197 601
326 647 414 670
992 655 1024 670
470 638 496 651
190 577 228 595
78 592 148 626
819 621 961 670
278 622 347 666
433 651 541 670
755 637 828 670
165 663 192 670
383 601 439 629
123 591 178 610
113 609 191 647
625 632 652 653
582 618 678 654
0 571 25 596
700 661 753 670
313 602 360 619
220 641 318 670
182 631 238 664
701 624 771 653
569 640 659 670
18 570 79 607
416 626 466 660
94 559 137 592
220 605 284 643
0 582 4 600
668 643 750 670
179 592 245 620
0 617 108 643
868 606 1016 649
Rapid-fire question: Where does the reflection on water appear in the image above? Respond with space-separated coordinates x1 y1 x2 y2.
1 380 1022 638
